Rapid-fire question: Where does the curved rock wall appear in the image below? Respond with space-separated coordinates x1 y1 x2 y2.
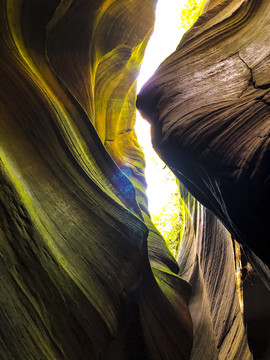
2 0 269 358
137 0 270 358
0 1 192 359
137 0 270 267
177 189 251 359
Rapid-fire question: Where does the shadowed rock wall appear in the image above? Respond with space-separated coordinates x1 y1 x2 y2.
137 0 270 358
137 0 270 268
1 0 269 359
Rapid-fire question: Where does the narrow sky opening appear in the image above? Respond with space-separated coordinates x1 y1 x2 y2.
135 0 204 255
135 0 186 250
137 0 186 93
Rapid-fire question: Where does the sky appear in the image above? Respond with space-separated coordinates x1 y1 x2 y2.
137 0 186 92
135 0 187 216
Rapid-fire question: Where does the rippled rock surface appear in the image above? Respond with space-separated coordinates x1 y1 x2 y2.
138 0 270 358
138 0 270 268
0 1 192 359
1 0 269 359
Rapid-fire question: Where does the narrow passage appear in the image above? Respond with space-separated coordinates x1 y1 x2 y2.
135 0 205 256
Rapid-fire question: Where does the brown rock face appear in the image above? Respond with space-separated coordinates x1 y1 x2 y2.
137 0 270 358
1 0 269 358
137 0 270 268
176 187 252 360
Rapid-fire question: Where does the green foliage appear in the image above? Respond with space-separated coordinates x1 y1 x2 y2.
180 0 205 31
142 0 208 258
151 174 183 258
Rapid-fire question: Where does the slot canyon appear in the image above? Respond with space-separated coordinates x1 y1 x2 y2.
0 0 270 359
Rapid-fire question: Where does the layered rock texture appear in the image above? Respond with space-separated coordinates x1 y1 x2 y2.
0 0 269 359
0 1 192 359
138 0 270 358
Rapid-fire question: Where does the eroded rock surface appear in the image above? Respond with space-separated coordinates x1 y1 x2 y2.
1 0 269 359
137 0 270 268
0 1 192 359
137 0 270 358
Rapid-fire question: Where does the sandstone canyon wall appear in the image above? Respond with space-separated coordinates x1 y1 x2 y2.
0 0 269 359
138 0 270 358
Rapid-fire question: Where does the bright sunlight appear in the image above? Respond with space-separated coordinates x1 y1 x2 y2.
135 0 204 255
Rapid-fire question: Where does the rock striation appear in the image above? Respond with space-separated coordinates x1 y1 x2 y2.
0 1 192 359
137 0 270 268
137 0 270 358
1 0 269 359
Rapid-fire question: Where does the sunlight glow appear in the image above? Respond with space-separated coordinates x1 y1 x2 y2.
135 0 204 254
137 0 186 93
136 0 187 217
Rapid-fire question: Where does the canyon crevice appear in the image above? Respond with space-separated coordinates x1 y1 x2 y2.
1 0 269 359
